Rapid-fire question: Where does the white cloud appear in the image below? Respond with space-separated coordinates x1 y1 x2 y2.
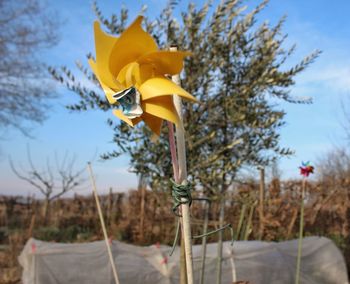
296 65 350 94
114 166 133 174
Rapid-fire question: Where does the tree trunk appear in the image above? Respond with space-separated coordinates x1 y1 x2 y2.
42 198 50 225
107 188 113 227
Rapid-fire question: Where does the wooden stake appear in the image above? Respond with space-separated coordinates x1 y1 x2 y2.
27 214 36 239
181 237 188 284
170 46 194 284
87 162 120 284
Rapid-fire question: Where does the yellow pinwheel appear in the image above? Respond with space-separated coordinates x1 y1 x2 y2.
89 16 196 136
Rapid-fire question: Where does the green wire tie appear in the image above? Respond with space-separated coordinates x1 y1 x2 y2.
169 179 234 256
171 179 192 217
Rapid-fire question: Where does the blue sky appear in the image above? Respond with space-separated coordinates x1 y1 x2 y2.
1 0 350 196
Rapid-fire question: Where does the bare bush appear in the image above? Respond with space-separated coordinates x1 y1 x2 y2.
9 149 86 220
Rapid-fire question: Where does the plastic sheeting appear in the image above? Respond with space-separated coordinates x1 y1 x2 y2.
19 236 348 284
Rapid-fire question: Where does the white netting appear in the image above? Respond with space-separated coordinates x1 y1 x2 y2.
19 236 348 284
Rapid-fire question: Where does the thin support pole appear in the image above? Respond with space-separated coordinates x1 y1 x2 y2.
167 121 179 183
258 167 265 240
235 204 247 240
167 121 187 283
216 197 225 284
87 162 120 284
295 178 306 284
170 45 194 284
199 201 210 284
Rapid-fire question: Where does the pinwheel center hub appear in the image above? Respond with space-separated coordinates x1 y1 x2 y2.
113 86 143 119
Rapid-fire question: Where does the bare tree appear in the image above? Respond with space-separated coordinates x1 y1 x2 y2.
340 97 350 144
316 147 350 237
0 0 59 136
317 147 350 188
10 149 86 220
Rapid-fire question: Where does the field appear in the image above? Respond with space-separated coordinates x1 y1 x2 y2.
1 177 349 283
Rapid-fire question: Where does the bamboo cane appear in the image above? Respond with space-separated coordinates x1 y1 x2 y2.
170 45 194 284
87 162 120 284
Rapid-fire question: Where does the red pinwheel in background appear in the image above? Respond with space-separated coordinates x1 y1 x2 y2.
299 161 314 177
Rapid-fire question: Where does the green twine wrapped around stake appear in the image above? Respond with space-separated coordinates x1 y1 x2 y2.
169 179 234 256
171 179 192 216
